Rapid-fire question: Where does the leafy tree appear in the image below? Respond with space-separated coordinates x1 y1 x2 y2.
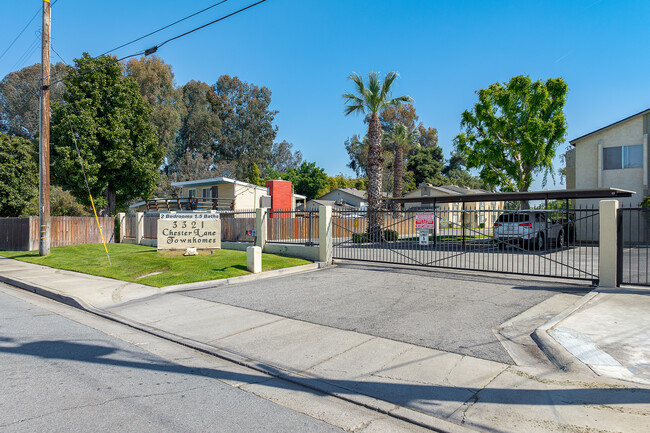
417 124 439 149
23 186 89 217
407 147 446 186
383 123 420 201
284 161 328 200
0 132 37 216
172 80 220 168
248 162 262 186
158 151 215 197
51 53 162 215
454 75 568 193
442 150 466 176
380 104 419 132
343 72 412 236
344 134 369 177
213 75 277 178
126 55 182 156
444 169 488 190
267 140 303 173
0 63 67 140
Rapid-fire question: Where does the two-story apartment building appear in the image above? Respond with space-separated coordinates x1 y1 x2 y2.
565 108 649 242
403 184 503 228
566 108 649 207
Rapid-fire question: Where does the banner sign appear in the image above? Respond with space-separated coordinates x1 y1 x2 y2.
159 213 220 220
415 213 436 229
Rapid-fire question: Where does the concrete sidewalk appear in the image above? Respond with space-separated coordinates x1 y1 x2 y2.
536 286 650 385
1 257 649 432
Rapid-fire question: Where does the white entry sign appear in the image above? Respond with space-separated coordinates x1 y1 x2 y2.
157 215 221 250
419 229 429 246
415 212 436 229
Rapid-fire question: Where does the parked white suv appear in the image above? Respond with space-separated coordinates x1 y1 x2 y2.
493 211 565 250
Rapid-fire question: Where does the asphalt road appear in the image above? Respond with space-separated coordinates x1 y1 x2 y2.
187 261 592 364
0 286 343 433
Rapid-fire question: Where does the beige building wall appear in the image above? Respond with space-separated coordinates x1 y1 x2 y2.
571 113 649 242
573 115 646 208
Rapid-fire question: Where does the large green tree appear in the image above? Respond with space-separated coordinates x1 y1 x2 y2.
126 55 182 157
0 132 37 216
383 122 420 202
213 75 277 178
454 75 568 193
172 80 220 167
407 146 446 186
51 53 162 215
268 140 303 173
0 62 67 140
284 161 328 200
343 72 412 236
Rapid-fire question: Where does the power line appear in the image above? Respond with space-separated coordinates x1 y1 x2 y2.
97 0 231 57
0 0 59 63
51 0 269 86
155 0 267 52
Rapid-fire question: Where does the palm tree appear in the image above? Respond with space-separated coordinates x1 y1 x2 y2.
384 122 420 208
343 72 412 239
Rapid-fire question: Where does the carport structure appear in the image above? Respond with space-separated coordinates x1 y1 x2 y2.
332 188 634 285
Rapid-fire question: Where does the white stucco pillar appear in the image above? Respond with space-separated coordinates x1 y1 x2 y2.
117 212 126 243
599 200 619 288
319 205 332 264
135 212 144 245
247 246 262 273
255 207 268 249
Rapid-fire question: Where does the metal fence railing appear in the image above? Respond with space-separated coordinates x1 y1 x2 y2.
618 206 649 286
267 209 319 246
332 206 600 283
221 210 257 243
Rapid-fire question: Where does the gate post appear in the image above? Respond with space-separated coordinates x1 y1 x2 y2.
117 212 126 243
599 200 619 287
135 212 144 245
319 205 332 264
255 207 268 249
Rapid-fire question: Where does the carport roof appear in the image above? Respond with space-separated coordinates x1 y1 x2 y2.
385 188 635 204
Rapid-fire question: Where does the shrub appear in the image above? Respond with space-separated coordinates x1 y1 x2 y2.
352 233 368 243
479 222 485 229
383 229 398 241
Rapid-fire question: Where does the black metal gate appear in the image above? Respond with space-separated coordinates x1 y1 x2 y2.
333 207 600 283
617 207 649 286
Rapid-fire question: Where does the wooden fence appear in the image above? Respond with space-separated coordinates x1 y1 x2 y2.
0 216 115 251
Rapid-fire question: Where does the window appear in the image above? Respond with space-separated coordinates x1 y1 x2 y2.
603 145 643 170
624 145 643 168
202 188 211 199
187 189 196 198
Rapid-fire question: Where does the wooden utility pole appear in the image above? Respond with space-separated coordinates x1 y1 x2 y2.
39 0 51 256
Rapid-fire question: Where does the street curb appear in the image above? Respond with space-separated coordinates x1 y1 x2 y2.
164 261 330 293
0 273 476 433
531 290 601 375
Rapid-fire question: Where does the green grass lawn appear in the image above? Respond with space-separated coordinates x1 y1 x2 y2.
0 243 311 288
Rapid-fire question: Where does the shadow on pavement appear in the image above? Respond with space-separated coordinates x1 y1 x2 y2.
2 339 648 407
338 261 592 292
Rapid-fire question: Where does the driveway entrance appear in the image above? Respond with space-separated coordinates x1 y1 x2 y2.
185 262 591 364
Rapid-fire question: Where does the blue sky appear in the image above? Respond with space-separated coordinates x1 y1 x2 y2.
1 0 649 190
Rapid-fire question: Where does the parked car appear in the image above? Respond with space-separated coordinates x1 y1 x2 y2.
493 211 565 250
